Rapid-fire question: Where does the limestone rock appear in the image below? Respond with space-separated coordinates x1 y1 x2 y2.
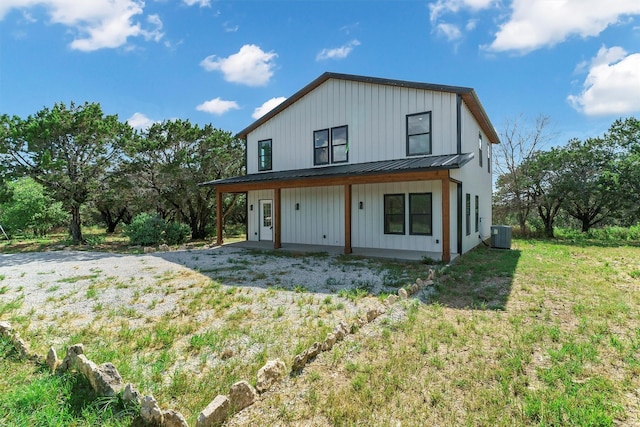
425 279 434 286
322 333 337 351
416 278 423 286
162 409 188 427
144 246 156 254
76 355 123 396
0 321 12 336
366 306 385 322
398 288 408 299
291 351 308 371
228 380 257 412
123 383 141 404
140 395 164 425
428 269 435 280
57 344 84 372
256 359 286 393
158 244 170 252
386 294 398 305
307 342 322 359
196 395 230 427
333 321 349 341
46 347 60 372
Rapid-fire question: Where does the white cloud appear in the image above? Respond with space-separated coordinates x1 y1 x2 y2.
127 112 157 130
436 23 462 41
487 0 640 53
0 0 164 51
429 0 495 23
252 97 287 120
200 44 277 87
196 97 240 115
182 0 210 7
223 21 238 33
568 46 640 116
316 39 361 61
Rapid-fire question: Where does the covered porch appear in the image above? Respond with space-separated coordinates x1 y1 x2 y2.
202 154 473 263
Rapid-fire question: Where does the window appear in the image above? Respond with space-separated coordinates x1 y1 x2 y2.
258 139 272 171
487 142 491 173
314 129 329 165
466 193 471 236
475 195 479 233
331 126 348 163
314 125 348 166
478 133 483 168
409 193 432 235
384 194 405 235
407 112 431 156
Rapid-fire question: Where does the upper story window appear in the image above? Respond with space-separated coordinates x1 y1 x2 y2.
478 132 483 168
314 125 348 166
406 112 431 156
258 139 272 171
487 142 491 173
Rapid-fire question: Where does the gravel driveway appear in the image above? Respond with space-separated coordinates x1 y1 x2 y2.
0 246 420 339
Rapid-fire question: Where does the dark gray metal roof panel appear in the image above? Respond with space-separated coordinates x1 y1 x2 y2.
201 153 473 187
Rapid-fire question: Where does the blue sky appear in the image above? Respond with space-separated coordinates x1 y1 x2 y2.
1 0 639 145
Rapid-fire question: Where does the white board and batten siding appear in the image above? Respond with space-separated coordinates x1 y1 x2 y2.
450 101 493 254
246 78 459 174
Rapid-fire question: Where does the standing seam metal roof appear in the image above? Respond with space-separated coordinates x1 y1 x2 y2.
201 153 473 187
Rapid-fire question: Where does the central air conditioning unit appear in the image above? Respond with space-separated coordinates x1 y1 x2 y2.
491 225 512 249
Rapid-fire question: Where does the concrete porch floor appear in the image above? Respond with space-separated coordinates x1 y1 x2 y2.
222 240 457 263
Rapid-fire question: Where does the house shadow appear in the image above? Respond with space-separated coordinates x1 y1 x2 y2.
422 245 521 310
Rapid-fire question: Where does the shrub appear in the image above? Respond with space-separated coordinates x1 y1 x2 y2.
123 213 165 246
164 221 191 245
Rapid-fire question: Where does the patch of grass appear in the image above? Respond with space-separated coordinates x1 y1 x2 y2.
56 274 100 284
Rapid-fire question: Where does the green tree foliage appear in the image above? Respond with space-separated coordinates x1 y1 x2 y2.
127 119 244 239
0 177 67 237
123 213 191 246
606 117 640 224
0 102 132 243
557 137 621 232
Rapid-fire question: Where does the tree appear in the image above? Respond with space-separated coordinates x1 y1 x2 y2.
0 102 132 243
523 149 565 237
606 117 640 225
0 177 67 237
557 137 620 232
128 119 244 239
494 115 553 234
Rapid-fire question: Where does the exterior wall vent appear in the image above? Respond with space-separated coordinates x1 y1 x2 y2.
491 225 512 249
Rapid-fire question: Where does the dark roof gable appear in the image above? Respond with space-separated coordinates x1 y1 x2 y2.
237 72 500 144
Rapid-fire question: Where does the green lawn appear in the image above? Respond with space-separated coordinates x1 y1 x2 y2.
1 237 639 426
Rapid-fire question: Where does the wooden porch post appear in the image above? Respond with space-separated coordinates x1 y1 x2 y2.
441 178 451 263
216 189 223 246
344 184 352 254
274 188 282 249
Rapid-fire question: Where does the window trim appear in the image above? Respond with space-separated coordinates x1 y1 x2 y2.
384 194 405 235
406 111 432 156
409 193 433 236
258 139 272 172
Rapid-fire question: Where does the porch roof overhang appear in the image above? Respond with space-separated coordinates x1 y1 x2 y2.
201 153 472 192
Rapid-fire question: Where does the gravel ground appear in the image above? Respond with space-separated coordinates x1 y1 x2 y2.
0 245 427 345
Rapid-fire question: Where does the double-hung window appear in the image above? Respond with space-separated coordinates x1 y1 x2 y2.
409 193 433 235
466 193 471 236
384 194 405 235
314 125 348 166
258 139 272 171
487 142 491 173
406 112 431 156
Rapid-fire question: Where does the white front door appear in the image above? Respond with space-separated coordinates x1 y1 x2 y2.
259 199 273 241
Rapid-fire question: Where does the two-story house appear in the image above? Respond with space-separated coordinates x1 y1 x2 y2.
203 72 499 262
